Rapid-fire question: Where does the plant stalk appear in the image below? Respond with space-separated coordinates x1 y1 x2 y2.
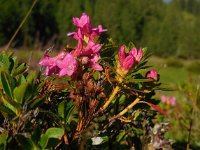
100 70 126 112
118 97 140 116
102 85 120 110
110 97 140 121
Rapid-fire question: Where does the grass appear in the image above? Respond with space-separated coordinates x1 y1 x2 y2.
148 56 199 85
149 56 200 148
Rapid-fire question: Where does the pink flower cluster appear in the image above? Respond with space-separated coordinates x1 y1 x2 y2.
160 95 176 106
39 13 107 76
118 45 143 71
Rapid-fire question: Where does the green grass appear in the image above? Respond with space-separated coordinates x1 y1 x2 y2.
149 56 200 148
148 56 199 85
10 49 49 71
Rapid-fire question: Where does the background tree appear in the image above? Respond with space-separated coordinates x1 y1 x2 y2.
0 0 200 59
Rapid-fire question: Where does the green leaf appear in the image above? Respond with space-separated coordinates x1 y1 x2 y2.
58 101 75 123
40 128 64 149
9 57 15 74
1 97 18 115
1 72 15 99
0 132 8 144
0 105 15 116
26 71 36 84
58 101 67 119
18 75 26 84
29 96 45 109
16 134 34 150
142 47 148 55
116 130 126 142
45 128 64 139
133 110 140 120
93 71 100 80
31 126 42 144
119 94 126 104
24 84 34 101
0 53 10 70
39 134 48 149
13 83 28 104
128 41 136 50
13 63 27 76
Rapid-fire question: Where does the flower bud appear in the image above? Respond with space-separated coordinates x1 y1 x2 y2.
146 69 158 80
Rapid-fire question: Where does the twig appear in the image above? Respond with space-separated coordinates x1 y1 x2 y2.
109 97 140 122
102 86 120 110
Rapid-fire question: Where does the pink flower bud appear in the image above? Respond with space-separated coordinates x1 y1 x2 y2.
123 55 135 70
130 47 143 62
146 69 158 80
118 45 126 67
118 45 135 71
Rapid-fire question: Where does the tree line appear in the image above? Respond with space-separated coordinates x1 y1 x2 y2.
0 0 200 59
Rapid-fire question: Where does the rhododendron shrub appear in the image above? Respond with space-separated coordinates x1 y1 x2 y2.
0 13 171 149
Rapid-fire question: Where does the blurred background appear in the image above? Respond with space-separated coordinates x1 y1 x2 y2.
0 0 200 59
0 0 200 148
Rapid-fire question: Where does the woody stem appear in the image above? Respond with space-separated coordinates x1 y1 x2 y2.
102 85 120 110
110 97 140 121
101 71 126 112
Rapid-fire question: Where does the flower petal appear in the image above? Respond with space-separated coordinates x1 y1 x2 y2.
136 48 143 62
123 55 134 70
118 45 126 67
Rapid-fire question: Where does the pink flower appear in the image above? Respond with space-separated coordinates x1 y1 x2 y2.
130 47 143 62
89 55 103 71
118 45 135 71
170 97 176 106
56 53 78 76
90 25 107 40
96 25 108 33
73 13 91 36
39 51 66 76
161 95 176 106
68 13 107 41
146 69 158 80
71 39 101 57
73 12 90 28
71 39 83 57
67 28 83 40
81 40 101 56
